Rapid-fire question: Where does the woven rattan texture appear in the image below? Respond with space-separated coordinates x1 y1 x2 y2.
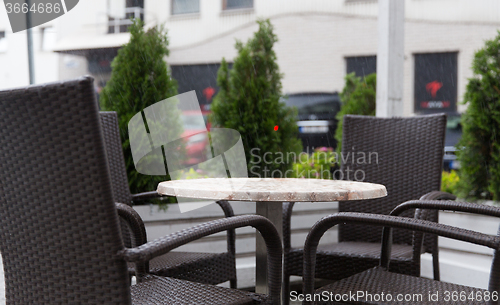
131 275 265 305
302 212 500 305
149 251 236 285
0 78 284 305
282 115 446 303
285 243 414 280
100 111 133 205
315 266 488 305
0 77 131 304
99 111 237 286
338 114 445 247
122 214 283 305
100 112 139 252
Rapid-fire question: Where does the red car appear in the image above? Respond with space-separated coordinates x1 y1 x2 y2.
181 110 211 165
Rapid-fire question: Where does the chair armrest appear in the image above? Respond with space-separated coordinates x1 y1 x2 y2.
115 202 149 273
131 191 161 202
419 191 457 201
128 196 236 255
414 192 456 250
116 200 237 272
303 212 500 303
391 200 500 218
392 197 480 262
115 202 148 245
385 200 500 269
119 215 282 305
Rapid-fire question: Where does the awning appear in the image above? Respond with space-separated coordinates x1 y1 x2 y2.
53 32 130 55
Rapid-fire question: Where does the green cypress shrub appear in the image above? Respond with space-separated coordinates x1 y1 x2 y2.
457 32 500 200
334 73 376 155
211 20 302 178
100 19 179 194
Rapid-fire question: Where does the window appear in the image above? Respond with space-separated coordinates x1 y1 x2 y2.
223 0 253 10
87 49 118 74
125 0 144 19
414 52 458 113
41 27 57 51
346 56 377 78
0 31 6 52
170 63 233 109
108 0 144 33
172 0 200 15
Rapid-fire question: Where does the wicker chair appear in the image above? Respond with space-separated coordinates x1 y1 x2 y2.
99 111 237 287
303 200 500 305
0 77 282 305
283 114 455 302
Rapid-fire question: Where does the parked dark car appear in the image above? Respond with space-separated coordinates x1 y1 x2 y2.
283 92 341 152
443 113 462 171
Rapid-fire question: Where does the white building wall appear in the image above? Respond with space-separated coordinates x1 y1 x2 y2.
0 28 60 90
0 5 73 89
0 0 110 90
403 20 499 115
0 0 499 115
167 12 500 115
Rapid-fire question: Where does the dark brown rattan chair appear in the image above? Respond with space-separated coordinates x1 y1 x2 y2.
0 77 282 304
99 111 237 287
283 114 455 301
303 200 500 305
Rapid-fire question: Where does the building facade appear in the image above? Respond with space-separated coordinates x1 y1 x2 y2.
1 0 500 115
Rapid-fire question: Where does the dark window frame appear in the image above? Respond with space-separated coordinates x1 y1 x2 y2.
171 0 200 15
107 0 144 34
170 63 233 110
345 55 377 78
222 0 254 10
413 51 458 114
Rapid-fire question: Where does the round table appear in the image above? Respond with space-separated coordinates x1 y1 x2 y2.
157 178 387 295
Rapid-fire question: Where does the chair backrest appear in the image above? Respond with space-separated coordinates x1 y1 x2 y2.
0 77 131 304
100 111 133 205
100 111 142 249
339 114 446 246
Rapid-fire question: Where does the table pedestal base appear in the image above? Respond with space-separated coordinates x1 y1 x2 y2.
256 201 283 297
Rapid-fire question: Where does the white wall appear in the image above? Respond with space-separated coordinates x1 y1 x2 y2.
167 11 500 115
0 0 107 89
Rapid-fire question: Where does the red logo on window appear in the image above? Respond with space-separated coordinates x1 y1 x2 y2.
426 81 443 98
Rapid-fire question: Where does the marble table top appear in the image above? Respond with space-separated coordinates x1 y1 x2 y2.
157 178 387 202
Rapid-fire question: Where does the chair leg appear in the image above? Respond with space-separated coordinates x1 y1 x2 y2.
283 273 290 305
230 278 237 289
433 249 440 281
